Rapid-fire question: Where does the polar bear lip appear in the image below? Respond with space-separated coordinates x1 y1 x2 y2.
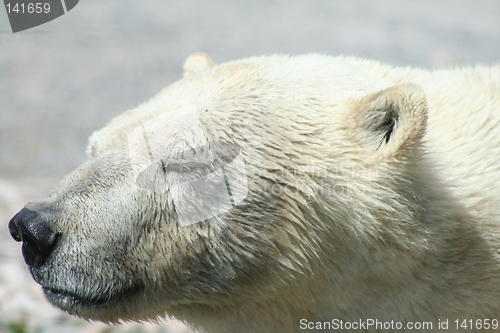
43 287 110 308
43 283 144 310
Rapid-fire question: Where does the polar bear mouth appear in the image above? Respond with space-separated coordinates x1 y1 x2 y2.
44 287 109 308
43 283 144 310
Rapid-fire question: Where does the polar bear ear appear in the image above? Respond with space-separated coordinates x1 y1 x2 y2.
350 84 428 159
183 52 214 77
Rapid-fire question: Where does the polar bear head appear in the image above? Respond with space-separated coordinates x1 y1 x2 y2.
9 53 428 329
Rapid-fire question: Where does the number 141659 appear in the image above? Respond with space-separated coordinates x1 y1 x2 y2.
454 319 498 330
6 2 51 14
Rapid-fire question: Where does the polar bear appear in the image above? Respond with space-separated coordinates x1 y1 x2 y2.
8 53 500 333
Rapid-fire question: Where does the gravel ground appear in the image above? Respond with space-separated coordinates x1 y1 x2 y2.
0 1 499 332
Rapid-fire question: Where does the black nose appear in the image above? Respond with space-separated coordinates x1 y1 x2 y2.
8 207 60 268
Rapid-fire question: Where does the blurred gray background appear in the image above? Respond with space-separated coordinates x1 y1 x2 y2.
0 0 499 332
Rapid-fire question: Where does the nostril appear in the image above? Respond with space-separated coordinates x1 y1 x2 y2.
9 207 60 268
23 236 36 251
23 234 44 256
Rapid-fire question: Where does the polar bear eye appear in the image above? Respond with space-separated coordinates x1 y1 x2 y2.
135 142 241 190
161 161 208 175
166 141 240 175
